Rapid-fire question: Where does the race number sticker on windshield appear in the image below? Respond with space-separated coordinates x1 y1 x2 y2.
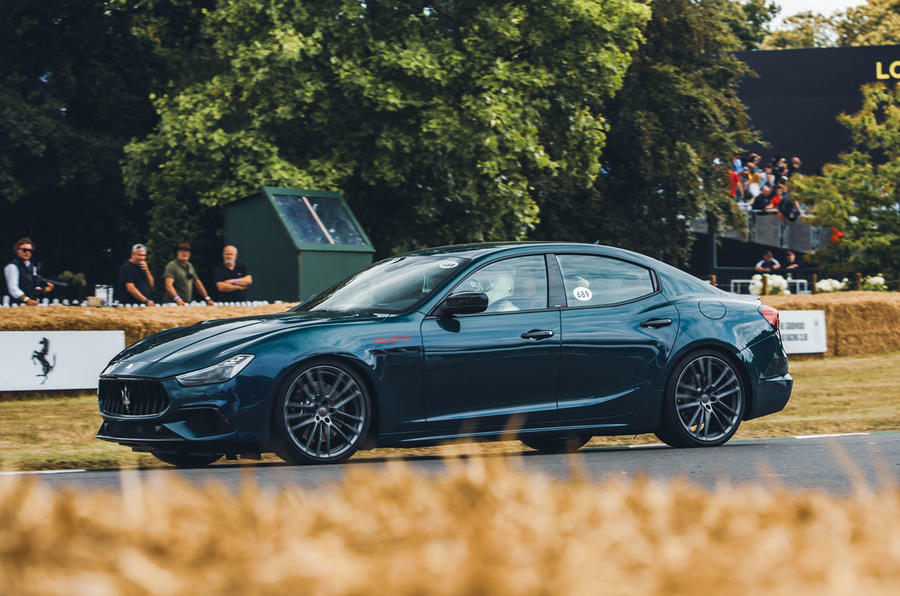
572 287 593 302
439 261 459 269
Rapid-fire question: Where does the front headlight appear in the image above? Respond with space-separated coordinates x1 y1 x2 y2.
175 354 255 386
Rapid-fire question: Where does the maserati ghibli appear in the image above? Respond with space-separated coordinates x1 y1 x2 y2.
97 243 792 467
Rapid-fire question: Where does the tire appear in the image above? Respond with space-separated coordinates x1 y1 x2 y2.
520 434 590 453
273 359 372 465
655 349 746 448
152 451 222 468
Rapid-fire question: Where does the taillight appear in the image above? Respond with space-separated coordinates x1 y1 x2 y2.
759 305 779 330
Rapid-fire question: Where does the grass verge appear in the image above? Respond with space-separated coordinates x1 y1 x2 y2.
2 352 898 471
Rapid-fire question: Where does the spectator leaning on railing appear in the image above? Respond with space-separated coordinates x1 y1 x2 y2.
116 243 155 305
213 245 253 302
754 251 781 274
3 237 54 306
164 241 213 306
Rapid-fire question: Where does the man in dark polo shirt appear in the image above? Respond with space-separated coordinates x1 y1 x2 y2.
213 245 253 301
116 243 155 305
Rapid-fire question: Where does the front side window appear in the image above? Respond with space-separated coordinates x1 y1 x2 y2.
557 254 654 306
451 255 548 312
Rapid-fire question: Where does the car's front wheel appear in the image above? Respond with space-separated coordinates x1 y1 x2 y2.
274 360 372 465
655 350 746 448
151 451 222 468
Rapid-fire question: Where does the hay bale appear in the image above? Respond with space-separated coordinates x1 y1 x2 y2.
1 293 897 360
762 292 900 358
0 304 296 347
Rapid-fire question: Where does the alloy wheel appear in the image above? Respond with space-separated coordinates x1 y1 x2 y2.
673 355 743 443
282 365 368 460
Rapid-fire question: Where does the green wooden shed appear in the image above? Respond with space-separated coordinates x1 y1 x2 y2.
223 187 374 301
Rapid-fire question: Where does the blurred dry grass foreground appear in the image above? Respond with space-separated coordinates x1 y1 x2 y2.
1 459 899 595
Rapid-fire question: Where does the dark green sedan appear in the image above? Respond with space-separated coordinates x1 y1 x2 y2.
97 242 792 467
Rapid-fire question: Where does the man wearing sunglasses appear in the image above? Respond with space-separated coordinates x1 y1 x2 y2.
3 238 54 306
164 241 213 306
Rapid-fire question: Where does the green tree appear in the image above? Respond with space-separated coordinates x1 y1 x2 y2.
836 0 900 46
762 0 900 49
123 0 651 260
0 1 204 284
791 83 900 278
532 0 758 265
761 11 836 49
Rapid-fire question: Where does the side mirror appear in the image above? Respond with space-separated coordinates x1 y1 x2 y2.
438 292 488 316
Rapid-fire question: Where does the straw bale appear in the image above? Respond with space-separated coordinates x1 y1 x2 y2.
762 292 900 358
0 304 295 347
1 293 898 361
0 459 898 595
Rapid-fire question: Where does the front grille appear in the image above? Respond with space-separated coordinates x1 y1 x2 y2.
99 379 170 416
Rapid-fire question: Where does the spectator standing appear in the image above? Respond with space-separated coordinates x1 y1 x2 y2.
766 187 785 211
728 169 743 200
746 171 761 200
779 193 803 221
732 153 743 172
783 250 804 279
754 251 781 273
164 241 213 305
116 244 155 305
752 185 772 210
3 238 53 306
762 163 775 189
213 245 253 301
789 156 802 176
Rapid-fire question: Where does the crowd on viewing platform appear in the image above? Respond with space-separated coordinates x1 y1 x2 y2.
2 236 264 308
729 153 806 221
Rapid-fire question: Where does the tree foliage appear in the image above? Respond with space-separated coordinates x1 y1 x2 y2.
791 83 900 277
124 0 651 259
762 0 900 49
532 0 759 265
0 1 212 283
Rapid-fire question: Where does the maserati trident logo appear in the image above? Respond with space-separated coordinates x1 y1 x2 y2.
121 385 131 412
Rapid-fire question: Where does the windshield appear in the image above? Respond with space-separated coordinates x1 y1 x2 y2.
293 255 471 314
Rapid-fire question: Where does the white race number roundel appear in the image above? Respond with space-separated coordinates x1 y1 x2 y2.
572 287 593 302
439 261 459 269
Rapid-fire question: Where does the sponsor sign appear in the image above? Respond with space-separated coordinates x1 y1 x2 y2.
0 331 125 391
780 310 827 354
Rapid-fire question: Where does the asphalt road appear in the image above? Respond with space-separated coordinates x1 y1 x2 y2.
16 431 900 495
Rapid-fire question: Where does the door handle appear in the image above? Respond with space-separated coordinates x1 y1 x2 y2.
640 318 673 329
521 329 555 340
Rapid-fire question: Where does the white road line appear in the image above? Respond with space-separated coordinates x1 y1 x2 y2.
793 432 870 440
0 469 86 476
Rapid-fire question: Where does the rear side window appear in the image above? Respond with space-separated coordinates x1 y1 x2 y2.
557 255 655 306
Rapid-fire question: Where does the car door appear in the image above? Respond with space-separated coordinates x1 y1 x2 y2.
554 253 679 422
421 254 560 433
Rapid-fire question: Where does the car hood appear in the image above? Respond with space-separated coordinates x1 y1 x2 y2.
104 310 376 373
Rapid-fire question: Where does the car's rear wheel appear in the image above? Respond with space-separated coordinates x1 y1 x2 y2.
520 434 591 453
656 350 745 448
274 360 371 465
151 451 222 468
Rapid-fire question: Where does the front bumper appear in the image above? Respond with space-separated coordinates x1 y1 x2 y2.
96 374 271 452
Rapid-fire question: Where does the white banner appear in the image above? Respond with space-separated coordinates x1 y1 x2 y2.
0 331 125 391
780 310 827 354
